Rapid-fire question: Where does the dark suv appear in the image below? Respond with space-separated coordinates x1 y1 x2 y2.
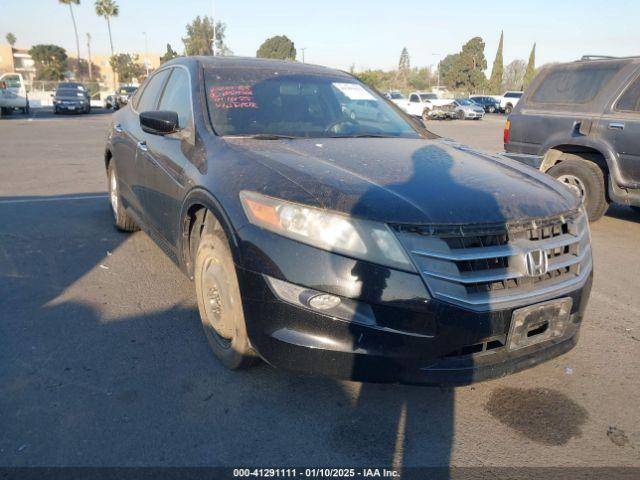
504 56 640 221
104 56 593 385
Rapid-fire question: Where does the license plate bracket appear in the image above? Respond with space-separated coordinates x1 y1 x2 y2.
507 298 573 351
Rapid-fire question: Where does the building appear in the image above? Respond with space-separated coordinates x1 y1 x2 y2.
0 44 36 85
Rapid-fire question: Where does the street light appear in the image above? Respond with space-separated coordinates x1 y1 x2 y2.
301 47 306 63
431 53 441 87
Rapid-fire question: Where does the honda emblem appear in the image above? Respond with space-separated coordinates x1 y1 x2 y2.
525 249 549 277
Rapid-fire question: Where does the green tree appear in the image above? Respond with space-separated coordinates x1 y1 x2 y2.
95 0 119 58
488 31 504 93
256 35 296 61
523 43 536 89
6 33 16 47
160 43 179 64
109 53 144 84
398 47 410 71
29 44 68 80
59 0 82 76
440 37 487 91
182 16 230 56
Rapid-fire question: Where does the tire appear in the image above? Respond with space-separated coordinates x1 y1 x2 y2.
547 157 609 222
488 106 496 113
194 216 255 370
421 108 430 123
505 104 513 115
457 110 465 120
631 206 640 215
107 162 138 231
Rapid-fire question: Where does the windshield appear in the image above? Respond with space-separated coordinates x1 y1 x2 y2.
456 99 473 106
205 68 421 138
389 92 404 99
419 93 438 100
56 89 84 97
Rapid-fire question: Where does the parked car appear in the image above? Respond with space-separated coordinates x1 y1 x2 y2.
114 86 137 110
104 56 592 385
400 91 456 121
52 84 91 114
469 95 500 113
0 72 29 115
342 99 387 122
504 55 640 221
384 90 407 108
499 91 523 114
103 94 116 110
453 99 485 120
58 82 91 101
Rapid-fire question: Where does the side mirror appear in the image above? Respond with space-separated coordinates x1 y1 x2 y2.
139 111 179 135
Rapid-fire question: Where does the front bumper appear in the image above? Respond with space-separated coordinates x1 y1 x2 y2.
464 110 485 119
54 103 87 112
236 226 592 385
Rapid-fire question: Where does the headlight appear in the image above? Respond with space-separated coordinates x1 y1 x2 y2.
240 191 414 271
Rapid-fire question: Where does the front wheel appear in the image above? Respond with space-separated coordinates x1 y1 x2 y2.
457 110 465 120
194 218 255 370
505 104 513 115
547 158 609 222
421 108 431 123
107 162 138 231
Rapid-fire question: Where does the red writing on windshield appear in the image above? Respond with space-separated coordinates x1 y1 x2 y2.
209 85 258 109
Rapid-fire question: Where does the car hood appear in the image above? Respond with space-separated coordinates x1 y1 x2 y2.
224 137 578 225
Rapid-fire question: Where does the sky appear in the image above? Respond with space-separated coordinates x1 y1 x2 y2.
2 0 639 73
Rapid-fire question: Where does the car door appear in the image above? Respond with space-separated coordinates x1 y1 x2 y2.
136 66 193 248
606 73 640 183
124 68 172 220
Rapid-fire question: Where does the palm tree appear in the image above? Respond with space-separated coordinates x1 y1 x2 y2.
6 33 17 47
95 0 119 57
59 0 82 76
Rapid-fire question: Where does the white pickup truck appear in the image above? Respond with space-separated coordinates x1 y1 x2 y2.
499 91 523 115
0 73 29 116
398 91 454 121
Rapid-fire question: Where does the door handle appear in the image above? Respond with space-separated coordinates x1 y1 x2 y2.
137 140 148 152
113 123 123 133
608 122 625 131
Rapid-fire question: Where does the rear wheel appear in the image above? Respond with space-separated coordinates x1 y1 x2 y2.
488 105 496 113
547 157 609 222
194 216 255 370
107 162 138 231
505 103 513 115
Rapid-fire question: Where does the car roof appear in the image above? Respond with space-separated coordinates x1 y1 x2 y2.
165 55 352 78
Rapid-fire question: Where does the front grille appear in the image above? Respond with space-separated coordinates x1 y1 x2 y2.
393 210 592 311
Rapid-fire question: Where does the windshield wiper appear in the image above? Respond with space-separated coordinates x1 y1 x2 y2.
229 133 298 140
328 133 396 138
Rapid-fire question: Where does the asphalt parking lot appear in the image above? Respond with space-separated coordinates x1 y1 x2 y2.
1 110 639 469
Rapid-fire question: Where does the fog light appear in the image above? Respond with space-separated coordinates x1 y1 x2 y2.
308 293 341 310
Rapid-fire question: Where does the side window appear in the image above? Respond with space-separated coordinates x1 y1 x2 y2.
136 69 171 112
410 94 419 103
616 76 640 112
158 68 192 129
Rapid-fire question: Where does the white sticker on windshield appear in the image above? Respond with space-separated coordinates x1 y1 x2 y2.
333 83 375 101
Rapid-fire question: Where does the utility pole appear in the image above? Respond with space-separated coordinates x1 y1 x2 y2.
86 33 93 81
301 48 306 63
211 0 217 56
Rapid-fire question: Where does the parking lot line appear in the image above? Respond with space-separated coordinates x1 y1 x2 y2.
0 193 108 204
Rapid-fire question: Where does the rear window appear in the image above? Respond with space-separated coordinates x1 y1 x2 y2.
616 75 640 112
531 63 622 104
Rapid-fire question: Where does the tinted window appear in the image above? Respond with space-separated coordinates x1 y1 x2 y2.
504 92 522 98
205 68 420 138
531 64 621 104
409 94 419 102
159 68 191 128
137 69 170 112
616 75 640 112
